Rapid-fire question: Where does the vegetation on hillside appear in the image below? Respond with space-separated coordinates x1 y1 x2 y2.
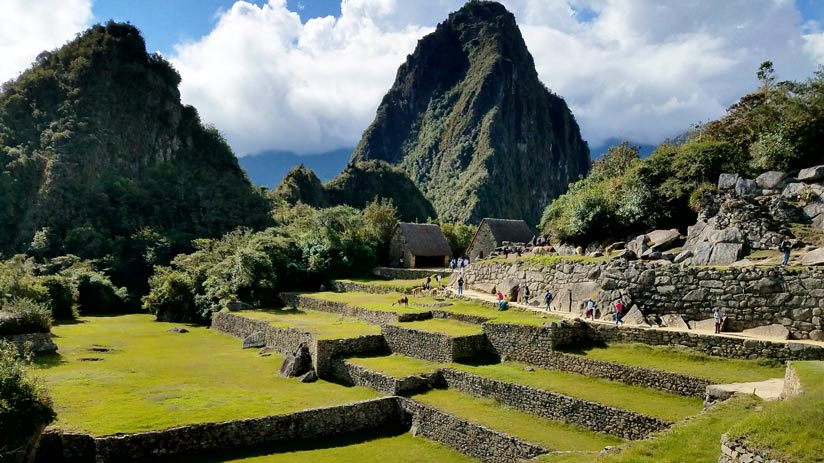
0 22 271 300
541 63 824 244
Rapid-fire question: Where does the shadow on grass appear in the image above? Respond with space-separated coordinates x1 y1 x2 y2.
137 428 408 463
33 353 68 369
554 339 608 356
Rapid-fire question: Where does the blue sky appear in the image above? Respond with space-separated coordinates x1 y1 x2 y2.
92 0 341 56
3 0 823 156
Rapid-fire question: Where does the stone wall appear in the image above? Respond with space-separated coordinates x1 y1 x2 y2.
281 293 431 325
719 434 782 463
585 323 824 362
330 280 397 294
333 361 439 396
430 310 491 325
440 369 669 440
1 332 58 354
373 267 445 280
313 336 388 377
466 260 824 339
36 398 404 463
399 398 548 463
381 325 490 363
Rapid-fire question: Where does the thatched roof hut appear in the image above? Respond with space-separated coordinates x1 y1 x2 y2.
467 218 534 260
388 223 451 268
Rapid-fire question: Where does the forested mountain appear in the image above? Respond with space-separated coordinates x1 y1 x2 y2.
239 148 350 187
0 22 271 292
350 1 589 225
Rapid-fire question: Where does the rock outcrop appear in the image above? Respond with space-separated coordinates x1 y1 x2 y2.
350 1 589 224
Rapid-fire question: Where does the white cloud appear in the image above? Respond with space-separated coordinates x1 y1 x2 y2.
0 0 92 85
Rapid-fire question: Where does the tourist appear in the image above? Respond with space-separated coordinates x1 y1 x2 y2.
779 236 792 267
544 290 553 311
399 256 404 267
424 276 431 290
523 285 531 305
614 299 624 325
450 258 456 270
713 308 726 334
584 298 595 320
457 277 464 295
436 274 442 286
504 246 510 259
497 290 504 302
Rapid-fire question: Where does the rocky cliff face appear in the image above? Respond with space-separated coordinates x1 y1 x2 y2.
351 1 589 225
0 22 271 259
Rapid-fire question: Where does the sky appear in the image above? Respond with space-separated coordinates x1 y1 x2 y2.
1 0 823 157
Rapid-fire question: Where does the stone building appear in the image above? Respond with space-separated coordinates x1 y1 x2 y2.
466 218 535 260
388 223 451 268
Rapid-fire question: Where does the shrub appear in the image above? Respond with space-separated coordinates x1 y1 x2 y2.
689 183 719 213
75 273 128 315
0 341 56 455
0 298 52 335
40 276 76 320
142 266 199 323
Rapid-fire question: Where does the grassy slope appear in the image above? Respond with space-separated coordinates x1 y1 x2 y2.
413 389 623 451
728 361 824 463
537 395 763 463
337 278 428 291
348 354 443 378
237 308 380 339
166 434 477 463
452 362 703 422
307 291 560 326
565 343 784 384
34 315 378 436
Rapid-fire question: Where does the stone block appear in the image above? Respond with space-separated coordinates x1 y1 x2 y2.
673 249 693 264
798 165 824 183
660 314 689 330
809 330 824 341
801 248 824 266
735 178 760 199
755 171 789 189
707 242 744 265
689 318 718 333
647 229 681 251
718 173 739 190
743 324 790 340
782 182 806 199
242 330 266 349
621 305 646 325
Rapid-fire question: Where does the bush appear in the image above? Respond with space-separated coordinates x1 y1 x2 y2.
0 298 52 335
0 340 56 455
75 273 128 315
142 266 199 323
40 276 75 320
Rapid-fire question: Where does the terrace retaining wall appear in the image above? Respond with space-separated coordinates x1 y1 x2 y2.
281 293 431 325
381 325 490 363
399 398 549 463
440 369 670 440
719 434 782 463
1 332 58 354
35 398 405 463
465 260 824 339
333 361 439 396
373 267 447 280
331 280 396 294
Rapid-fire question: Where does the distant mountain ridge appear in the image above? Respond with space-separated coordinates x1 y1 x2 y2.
350 1 590 225
240 148 351 187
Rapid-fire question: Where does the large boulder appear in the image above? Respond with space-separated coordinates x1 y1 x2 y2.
734 177 760 199
782 182 806 200
801 248 824 266
798 165 824 183
756 171 789 189
718 173 740 190
279 343 312 378
659 314 690 330
647 229 681 251
552 282 602 313
243 330 266 349
690 318 719 333
621 305 647 325
706 242 744 265
627 235 650 256
673 249 693 264
743 324 790 340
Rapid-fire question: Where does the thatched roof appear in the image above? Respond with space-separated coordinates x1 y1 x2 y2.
481 218 534 244
395 223 451 256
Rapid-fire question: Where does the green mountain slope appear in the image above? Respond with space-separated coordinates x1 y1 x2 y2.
351 1 589 225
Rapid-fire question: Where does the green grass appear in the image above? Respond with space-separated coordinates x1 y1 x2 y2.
33 314 379 436
167 434 476 463
451 362 703 422
307 291 560 326
347 355 442 378
413 389 623 451
337 278 437 291
727 361 824 463
397 318 483 336
564 343 784 384
237 308 380 339
536 395 763 463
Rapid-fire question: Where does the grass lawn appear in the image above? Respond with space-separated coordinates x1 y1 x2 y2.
237 308 380 339
727 361 824 463
347 354 442 378
397 318 483 337
307 291 561 326
337 278 432 291
167 433 477 463
536 395 763 463
564 343 784 384
451 362 703 422
413 389 623 451
34 314 379 436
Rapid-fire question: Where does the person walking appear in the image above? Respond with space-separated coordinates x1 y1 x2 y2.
457 277 464 295
614 299 624 325
424 276 431 290
779 236 792 267
523 285 531 305
436 274 442 286
584 298 595 320
544 290 553 311
713 308 726 334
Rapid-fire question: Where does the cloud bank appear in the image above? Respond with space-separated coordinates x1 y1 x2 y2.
0 0 92 85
